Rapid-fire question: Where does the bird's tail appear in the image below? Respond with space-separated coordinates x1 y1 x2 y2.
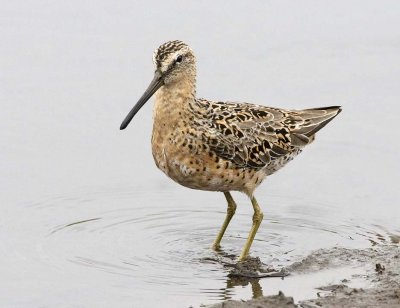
294 106 342 137
287 106 341 146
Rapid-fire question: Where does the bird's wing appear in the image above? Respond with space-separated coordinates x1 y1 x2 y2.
194 100 341 169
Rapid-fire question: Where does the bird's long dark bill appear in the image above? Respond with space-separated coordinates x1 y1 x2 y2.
120 71 163 130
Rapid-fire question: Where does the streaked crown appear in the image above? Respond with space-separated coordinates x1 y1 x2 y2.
152 40 196 85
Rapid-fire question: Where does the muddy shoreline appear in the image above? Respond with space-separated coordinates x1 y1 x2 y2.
208 244 400 307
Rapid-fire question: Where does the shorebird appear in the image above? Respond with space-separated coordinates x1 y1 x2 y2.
120 40 341 261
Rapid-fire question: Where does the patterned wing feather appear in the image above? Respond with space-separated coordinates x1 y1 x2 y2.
194 100 341 169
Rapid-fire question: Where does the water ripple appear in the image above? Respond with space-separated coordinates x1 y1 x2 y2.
15 187 400 307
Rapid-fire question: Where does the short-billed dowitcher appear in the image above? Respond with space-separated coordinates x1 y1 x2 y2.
120 40 341 261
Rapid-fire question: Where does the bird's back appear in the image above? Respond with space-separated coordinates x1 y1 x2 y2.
191 99 341 171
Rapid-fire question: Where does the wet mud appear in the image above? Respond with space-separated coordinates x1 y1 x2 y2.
203 253 288 278
209 291 296 308
208 244 400 308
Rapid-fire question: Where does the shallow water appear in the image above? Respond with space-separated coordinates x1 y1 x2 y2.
1 1 400 307
3 186 396 307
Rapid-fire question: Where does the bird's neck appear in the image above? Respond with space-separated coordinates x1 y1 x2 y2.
153 76 196 123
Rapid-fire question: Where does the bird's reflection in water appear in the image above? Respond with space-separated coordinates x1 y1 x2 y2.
227 275 264 298
203 248 287 301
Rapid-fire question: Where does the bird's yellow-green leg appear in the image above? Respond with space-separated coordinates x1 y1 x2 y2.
239 195 264 261
212 192 237 250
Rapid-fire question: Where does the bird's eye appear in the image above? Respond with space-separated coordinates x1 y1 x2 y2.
176 55 183 63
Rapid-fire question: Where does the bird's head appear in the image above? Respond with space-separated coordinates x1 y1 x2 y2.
153 40 196 86
120 40 196 130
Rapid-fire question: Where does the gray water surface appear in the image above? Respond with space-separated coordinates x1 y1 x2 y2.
1 1 399 307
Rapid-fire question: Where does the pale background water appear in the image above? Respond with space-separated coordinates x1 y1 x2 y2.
1 1 399 307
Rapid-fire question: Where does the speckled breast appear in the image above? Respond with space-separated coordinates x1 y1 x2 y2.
151 127 267 194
